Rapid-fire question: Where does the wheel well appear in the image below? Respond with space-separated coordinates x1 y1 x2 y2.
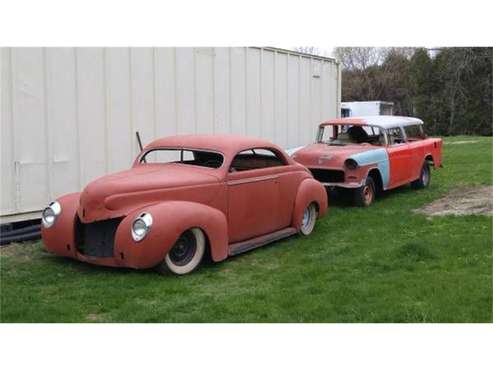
368 168 383 193
425 154 435 167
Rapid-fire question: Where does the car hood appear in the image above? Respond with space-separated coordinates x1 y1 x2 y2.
292 143 380 168
78 164 222 222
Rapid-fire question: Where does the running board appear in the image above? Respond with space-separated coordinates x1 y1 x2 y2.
228 227 298 256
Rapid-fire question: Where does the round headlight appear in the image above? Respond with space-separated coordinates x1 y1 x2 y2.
344 158 359 170
131 213 153 242
42 201 61 228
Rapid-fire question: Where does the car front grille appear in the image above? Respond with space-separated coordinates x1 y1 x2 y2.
75 217 123 257
309 168 345 183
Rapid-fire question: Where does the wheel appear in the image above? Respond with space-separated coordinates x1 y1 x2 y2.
411 162 431 189
300 203 318 236
354 177 375 207
156 228 206 275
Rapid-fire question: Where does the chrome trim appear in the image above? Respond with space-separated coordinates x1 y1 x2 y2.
227 174 279 186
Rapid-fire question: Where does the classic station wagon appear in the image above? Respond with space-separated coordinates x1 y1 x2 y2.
289 116 442 206
41 135 327 275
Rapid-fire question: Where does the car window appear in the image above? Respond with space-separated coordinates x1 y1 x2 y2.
141 148 223 168
319 125 385 146
404 124 425 141
387 127 405 145
229 148 286 172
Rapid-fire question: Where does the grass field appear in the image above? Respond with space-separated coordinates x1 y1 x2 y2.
1 136 492 323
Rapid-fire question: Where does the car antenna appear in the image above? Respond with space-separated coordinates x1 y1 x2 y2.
136 131 146 163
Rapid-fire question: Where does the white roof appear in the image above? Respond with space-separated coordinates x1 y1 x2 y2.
337 115 423 129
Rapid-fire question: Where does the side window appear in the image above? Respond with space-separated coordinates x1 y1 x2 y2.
387 127 405 145
230 148 286 172
404 124 425 141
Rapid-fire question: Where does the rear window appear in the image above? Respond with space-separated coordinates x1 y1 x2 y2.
141 148 223 169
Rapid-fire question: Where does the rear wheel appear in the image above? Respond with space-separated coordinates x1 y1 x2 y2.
354 177 375 207
156 228 206 275
411 162 431 189
300 203 318 236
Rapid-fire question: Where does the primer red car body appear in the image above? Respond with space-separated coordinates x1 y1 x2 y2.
41 134 327 274
289 116 442 206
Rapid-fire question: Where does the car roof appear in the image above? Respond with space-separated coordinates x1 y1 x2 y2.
144 134 286 158
320 115 423 129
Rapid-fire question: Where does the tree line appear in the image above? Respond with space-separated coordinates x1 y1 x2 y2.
334 47 492 136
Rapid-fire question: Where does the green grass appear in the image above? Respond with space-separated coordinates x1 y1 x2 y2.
1 136 492 323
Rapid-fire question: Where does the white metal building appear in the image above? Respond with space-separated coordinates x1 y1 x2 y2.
1 47 340 223
341 101 393 117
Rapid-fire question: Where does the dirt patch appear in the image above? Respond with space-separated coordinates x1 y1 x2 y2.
446 140 479 145
415 186 493 216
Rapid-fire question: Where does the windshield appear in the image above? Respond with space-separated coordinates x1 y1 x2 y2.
140 148 224 169
318 125 386 146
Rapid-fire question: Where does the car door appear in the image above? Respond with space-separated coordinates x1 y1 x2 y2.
386 126 413 188
226 148 285 243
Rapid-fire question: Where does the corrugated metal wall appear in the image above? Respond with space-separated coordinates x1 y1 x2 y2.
0 47 340 222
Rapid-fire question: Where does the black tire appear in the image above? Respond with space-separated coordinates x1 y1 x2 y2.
411 162 431 189
354 177 376 207
156 228 206 275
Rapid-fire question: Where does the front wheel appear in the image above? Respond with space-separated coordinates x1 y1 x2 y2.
354 177 375 207
156 228 206 275
300 203 318 236
411 162 431 189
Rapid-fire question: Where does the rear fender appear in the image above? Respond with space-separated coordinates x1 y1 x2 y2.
292 178 328 230
114 201 229 268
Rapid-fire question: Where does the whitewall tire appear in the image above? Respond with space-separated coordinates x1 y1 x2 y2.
157 228 206 275
300 203 318 236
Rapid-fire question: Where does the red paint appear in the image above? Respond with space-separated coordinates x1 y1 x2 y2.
42 135 328 270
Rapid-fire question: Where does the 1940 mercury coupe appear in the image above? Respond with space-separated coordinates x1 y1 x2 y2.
41 135 327 275
288 116 442 206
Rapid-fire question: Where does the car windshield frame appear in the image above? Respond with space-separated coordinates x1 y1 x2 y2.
317 124 388 146
139 147 225 170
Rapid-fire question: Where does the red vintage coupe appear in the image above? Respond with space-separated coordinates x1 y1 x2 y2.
289 116 442 206
41 135 327 275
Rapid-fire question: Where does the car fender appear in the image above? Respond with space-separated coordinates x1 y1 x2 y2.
114 201 229 268
292 178 328 230
41 192 81 258
349 148 390 190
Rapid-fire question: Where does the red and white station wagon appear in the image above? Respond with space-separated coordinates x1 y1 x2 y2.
289 116 442 206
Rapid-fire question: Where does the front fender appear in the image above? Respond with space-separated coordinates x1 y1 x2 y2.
114 201 229 268
41 192 80 258
292 178 328 231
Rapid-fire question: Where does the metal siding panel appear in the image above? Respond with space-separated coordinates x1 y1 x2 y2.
1 47 340 221
287 54 299 148
310 59 322 142
105 48 132 172
246 48 261 137
213 47 230 133
229 47 246 135
260 49 275 143
195 48 214 133
154 47 177 138
1 48 15 214
175 48 195 134
130 47 155 154
10 48 49 212
274 52 288 148
76 48 106 187
299 57 312 146
45 48 79 199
